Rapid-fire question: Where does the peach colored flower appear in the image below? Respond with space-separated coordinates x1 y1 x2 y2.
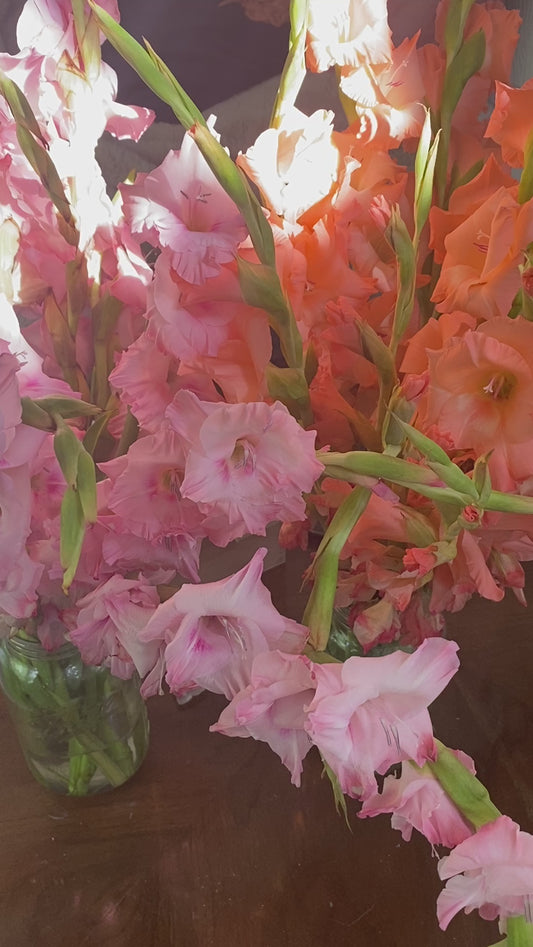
306 0 392 73
418 317 533 459
432 187 533 319
429 155 516 266
400 311 477 376
339 35 426 149
435 0 521 83
486 79 533 168
238 108 340 225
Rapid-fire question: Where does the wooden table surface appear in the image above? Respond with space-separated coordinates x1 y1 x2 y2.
1 555 532 947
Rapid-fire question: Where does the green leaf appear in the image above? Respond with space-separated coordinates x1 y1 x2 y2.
303 486 371 650
65 254 88 337
236 256 303 370
192 126 276 268
264 365 311 418
388 207 416 354
321 758 351 829
444 0 477 64
0 69 80 246
414 115 441 239
358 319 397 391
33 396 101 420
71 0 101 79
82 407 115 456
472 454 493 506
76 448 98 524
0 68 47 145
270 0 309 128
43 292 78 390
441 30 486 127
20 398 55 432
60 485 86 593
427 741 501 829
88 2 205 128
392 416 477 497
506 916 533 947
54 419 83 488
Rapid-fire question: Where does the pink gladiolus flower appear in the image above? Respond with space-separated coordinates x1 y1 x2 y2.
306 0 392 73
0 466 43 618
211 650 316 786
166 391 324 545
120 132 247 284
147 253 271 402
305 638 460 799
437 816 533 930
98 426 206 545
109 330 221 434
16 0 120 58
359 751 475 848
69 575 161 680
140 548 309 700
0 341 24 464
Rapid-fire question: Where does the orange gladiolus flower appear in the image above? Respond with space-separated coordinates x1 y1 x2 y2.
486 79 533 168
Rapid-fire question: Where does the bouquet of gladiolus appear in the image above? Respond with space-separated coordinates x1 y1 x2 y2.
3 0 533 938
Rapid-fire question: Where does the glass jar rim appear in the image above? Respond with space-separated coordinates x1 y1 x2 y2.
2 633 77 661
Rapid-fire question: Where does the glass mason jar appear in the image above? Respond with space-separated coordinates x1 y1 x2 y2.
0 634 150 796
326 608 363 661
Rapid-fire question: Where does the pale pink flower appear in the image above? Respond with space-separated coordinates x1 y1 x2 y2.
237 108 340 224
69 575 161 681
437 816 533 930
305 638 460 799
109 330 222 434
0 313 64 468
0 341 24 464
359 751 475 848
140 548 309 699
0 466 43 618
98 474 202 583
211 650 316 786
166 391 324 545
120 131 247 284
98 427 206 544
16 0 120 58
306 0 392 73
147 253 271 402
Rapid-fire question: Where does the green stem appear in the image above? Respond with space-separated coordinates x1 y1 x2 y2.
3 639 139 793
507 917 533 947
426 740 501 829
303 486 371 650
270 0 309 128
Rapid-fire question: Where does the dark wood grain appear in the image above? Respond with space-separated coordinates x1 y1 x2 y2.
2 556 532 946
